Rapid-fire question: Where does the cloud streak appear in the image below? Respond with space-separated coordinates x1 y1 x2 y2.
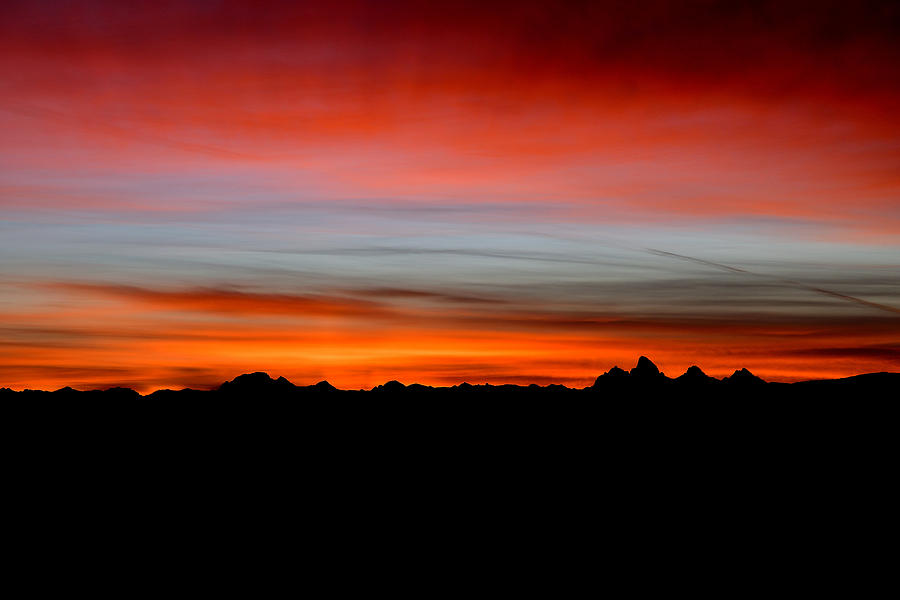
646 248 900 315
0 278 895 391
0 1 898 389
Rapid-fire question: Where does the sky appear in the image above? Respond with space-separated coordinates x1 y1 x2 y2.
1 0 898 391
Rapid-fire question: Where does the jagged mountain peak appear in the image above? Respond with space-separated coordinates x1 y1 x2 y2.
724 368 765 384
676 365 716 383
219 372 296 391
630 356 663 378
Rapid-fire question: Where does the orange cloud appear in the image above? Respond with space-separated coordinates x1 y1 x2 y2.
0 281 895 392
48 282 394 318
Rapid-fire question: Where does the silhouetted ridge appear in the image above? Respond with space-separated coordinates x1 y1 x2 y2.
374 380 406 393
676 366 717 384
5 357 899 399
629 356 666 380
795 372 897 386
723 368 765 385
593 366 627 387
219 372 296 393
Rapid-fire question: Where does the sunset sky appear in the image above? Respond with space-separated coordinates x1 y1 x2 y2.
1 0 898 391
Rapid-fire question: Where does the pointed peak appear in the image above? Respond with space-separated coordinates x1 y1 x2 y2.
630 356 662 378
724 368 766 384
676 365 717 383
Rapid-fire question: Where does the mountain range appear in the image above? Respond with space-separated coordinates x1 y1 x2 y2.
2 356 896 399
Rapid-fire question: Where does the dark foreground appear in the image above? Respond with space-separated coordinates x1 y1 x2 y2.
3 356 896 504
3 356 896 557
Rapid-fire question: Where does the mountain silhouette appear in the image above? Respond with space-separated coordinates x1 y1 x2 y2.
373 380 407 393
594 357 667 387
1 356 897 401
676 366 716 384
219 372 295 392
313 380 338 392
630 355 664 378
594 365 628 383
723 368 766 385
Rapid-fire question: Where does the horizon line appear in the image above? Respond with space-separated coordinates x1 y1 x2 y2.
4 357 898 394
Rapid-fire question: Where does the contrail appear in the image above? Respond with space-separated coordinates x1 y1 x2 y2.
645 248 750 274
805 287 900 315
646 248 900 316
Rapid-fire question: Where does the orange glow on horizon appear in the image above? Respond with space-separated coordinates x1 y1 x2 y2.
2 281 896 392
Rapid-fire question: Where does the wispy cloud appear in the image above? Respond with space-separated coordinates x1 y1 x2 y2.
646 248 900 315
2 0 899 389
